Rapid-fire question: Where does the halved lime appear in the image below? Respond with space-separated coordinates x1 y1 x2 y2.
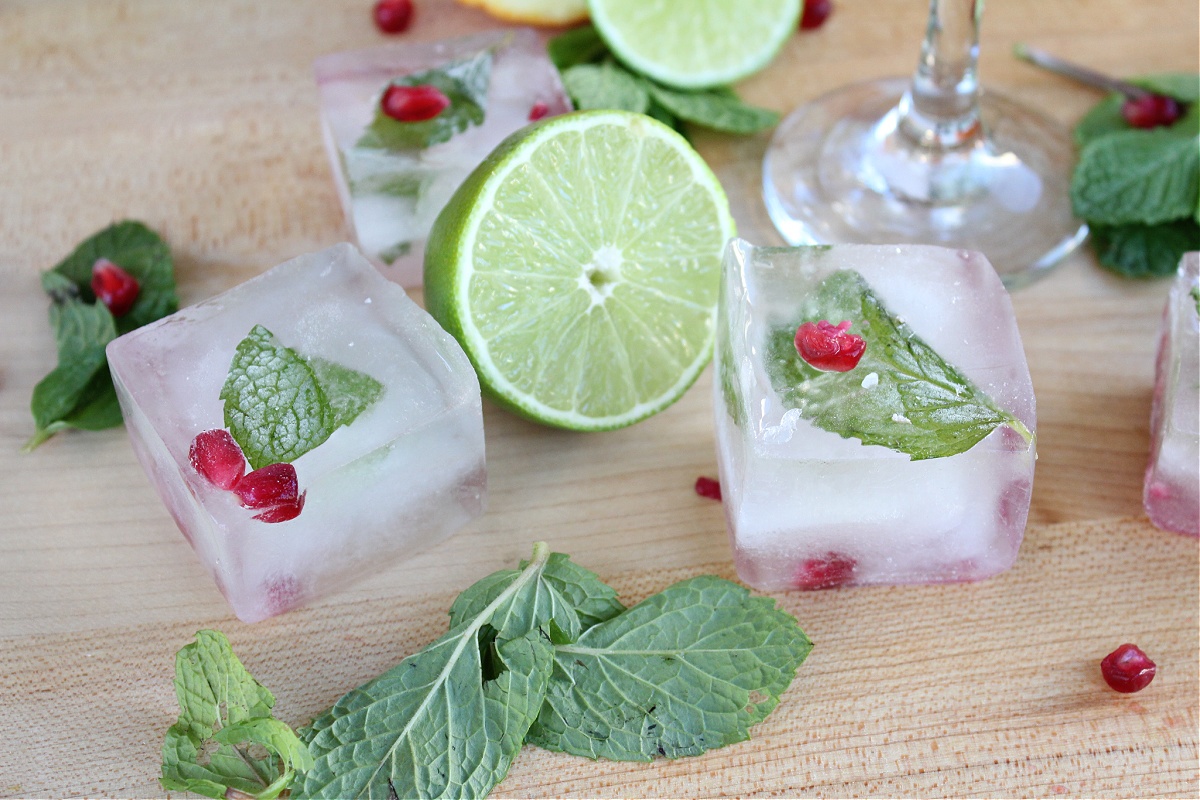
424 110 735 430
588 0 802 90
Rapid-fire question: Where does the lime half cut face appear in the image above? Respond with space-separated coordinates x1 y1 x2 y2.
424 110 735 430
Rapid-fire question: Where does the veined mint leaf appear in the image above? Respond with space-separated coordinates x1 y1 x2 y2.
526 575 812 761
1090 218 1200 278
357 50 493 152
547 24 608 71
220 325 383 470
764 270 1029 460
645 83 779 134
296 543 569 800
161 630 312 800
561 61 650 114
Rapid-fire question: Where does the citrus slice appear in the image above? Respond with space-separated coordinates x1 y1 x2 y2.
457 0 589 26
588 0 801 90
424 110 735 430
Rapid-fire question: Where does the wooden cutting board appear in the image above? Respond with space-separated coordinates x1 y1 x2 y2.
1 1 1196 797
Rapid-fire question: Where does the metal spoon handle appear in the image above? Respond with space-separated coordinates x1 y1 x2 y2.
1013 44 1151 99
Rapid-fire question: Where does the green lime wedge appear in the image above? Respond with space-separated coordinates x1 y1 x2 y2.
424 110 735 431
588 0 801 90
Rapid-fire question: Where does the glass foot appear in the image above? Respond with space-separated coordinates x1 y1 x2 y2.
763 77 1088 289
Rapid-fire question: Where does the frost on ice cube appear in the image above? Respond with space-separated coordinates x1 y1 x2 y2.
1144 251 1199 536
713 240 1036 591
106 244 486 622
314 29 571 286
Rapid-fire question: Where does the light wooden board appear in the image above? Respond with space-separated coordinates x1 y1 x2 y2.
1 1 1197 797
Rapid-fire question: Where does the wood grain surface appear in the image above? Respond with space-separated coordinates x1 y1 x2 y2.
1 1 1197 797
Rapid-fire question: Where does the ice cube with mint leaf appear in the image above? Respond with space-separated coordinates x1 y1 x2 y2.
315 29 571 286
106 244 486 622
714 240 1037 591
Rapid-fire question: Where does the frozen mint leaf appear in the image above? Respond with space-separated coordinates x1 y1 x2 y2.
1090 218 1200 278
764 269 1029 460
296 543 563 800
161 630 311 800
220 325 383 469
561 61 650 114
526 576 812 761
348 169 424 199
548 24 608 70
1074 74 1199 147
645 83 779 134
377 240 413 265
357 50 493 152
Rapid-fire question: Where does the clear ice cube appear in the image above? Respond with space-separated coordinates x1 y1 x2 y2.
1144 251 1199 536
315 29 571 286
713 240 1036 590
107 244 486 622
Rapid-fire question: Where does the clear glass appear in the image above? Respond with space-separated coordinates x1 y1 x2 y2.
762 0 1087 288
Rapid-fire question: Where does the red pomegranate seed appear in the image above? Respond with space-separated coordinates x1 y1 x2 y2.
1101 643 1157 693
529 102 550 122
253 493 306 524
381 84 450 122
373 0 414 34
694 476 722 501
795 552 857 589
90 258 140 317
795 320 866 372
800 0 833 30
234 463 300 509
189 429 246 490
1121 94 1183 129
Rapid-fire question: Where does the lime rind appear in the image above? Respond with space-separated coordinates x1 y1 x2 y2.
587 0 802 90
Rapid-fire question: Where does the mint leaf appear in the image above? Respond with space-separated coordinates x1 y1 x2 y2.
296 543 568 800
357 50 493 151
561 61 650 113
1074 74 1200 148
763 270 1028 460
645 83 779 134
377 240 413 265
547 24 608 71
526 576 812 761
220 325 383 470
1090 218 1200 278
161 630 311 800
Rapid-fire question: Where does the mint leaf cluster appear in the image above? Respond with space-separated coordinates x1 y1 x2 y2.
763 269 1030 460
1072 74 1200 278
220 325 384 470
164 545 812 800
549 25 778 136
26 221 177 451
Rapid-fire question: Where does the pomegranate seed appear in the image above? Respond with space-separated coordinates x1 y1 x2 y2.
799 0 833 30
794 320 866 372
1121 94 1182 129
373 0 414 34
381 84 449 122
1101 643 1157 693
694 476 722 501
795 552 856 589
529 102 550 122
189 429 246 490
90 258 140 317
234 463 300 509
253 493 306 524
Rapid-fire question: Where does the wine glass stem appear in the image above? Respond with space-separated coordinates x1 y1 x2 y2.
899 0 984 149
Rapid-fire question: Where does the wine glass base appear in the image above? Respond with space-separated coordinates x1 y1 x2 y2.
763 78 1088 289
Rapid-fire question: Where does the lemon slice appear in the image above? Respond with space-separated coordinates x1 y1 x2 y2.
457 0 589 26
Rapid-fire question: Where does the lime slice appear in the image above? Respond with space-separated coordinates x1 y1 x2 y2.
588 0 801 90
424 110 735 431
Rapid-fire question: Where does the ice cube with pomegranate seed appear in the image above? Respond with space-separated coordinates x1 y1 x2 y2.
1144 251 1199 536
106 243 486 622
713 240 1037 591
314 29 571 286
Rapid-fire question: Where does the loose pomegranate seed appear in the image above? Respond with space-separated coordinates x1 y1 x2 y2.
90 258 140 317
189 429 246 490
795 552 856 589
234 463 301 509
795 320 866 372
800 0 833 30
1101 643 1157 693
381 84 450 122
253 493 306 524
1121 94 1183 129
529 102 550 122
694 476 722 501
373 0 414 34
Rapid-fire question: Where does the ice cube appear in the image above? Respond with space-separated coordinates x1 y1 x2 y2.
713 240 1036 590
314 29 571 286
1144 252 1199 536
106 244 486 622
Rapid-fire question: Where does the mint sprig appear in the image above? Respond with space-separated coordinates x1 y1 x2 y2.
220 325 383 470
763 270 1030 460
